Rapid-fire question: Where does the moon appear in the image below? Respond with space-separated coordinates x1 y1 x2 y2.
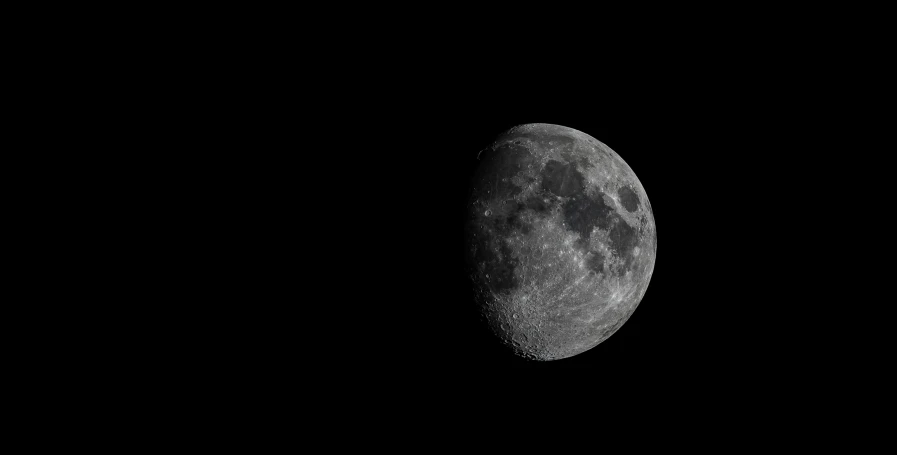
465 123 656 361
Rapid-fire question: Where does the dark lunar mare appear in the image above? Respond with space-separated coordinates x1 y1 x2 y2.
540 160 584 197
608 216 638 257
470 142 531 201
586 251 605 275
467 142 541 296
617 186 640 212
562 193 613 244
525 195 550 213
467 222 520 295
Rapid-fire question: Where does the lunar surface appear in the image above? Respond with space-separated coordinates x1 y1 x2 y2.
465 124 656 361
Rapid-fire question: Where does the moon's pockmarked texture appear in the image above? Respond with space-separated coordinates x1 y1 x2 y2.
466 124 656 361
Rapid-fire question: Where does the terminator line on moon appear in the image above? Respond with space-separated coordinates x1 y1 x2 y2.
466 123 656 361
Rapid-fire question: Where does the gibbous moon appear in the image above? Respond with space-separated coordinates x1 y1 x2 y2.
466 124 656 360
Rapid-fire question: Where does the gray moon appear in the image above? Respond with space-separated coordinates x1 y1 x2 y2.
465 123 656 361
